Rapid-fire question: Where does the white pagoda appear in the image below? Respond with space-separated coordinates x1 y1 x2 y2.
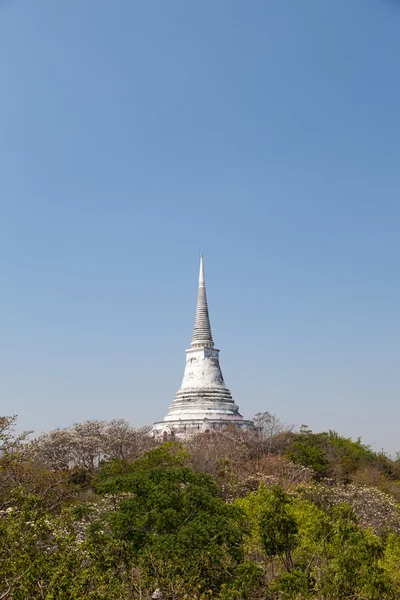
153 254 254 438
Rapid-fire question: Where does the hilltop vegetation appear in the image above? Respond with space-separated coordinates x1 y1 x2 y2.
1 414 400 599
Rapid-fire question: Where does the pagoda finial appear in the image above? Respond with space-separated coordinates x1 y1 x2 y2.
199 253 205 287
191 254 214 347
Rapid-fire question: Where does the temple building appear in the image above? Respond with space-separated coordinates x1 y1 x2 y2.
153 254 254 438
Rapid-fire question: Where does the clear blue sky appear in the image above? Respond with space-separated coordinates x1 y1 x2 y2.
1 0 399 453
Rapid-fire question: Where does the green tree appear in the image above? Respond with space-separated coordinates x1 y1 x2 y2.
287 427 376 481
259 486 298 572
93 443 247 598
319 505 388 599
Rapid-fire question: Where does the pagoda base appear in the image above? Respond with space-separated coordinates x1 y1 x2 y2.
152 417 254 439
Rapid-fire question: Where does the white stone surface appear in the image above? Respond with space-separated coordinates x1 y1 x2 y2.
153 254 254 437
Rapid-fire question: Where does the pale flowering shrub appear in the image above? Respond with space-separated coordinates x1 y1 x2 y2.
185 428 253 480
222 458 314 502
33 419 158 470
256 455 315 485
295 482 400 535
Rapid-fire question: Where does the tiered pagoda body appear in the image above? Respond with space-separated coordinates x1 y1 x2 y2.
153 254 254 438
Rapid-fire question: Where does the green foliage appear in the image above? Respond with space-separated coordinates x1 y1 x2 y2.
271 568 310 599
383 533 400 595
93 442 245 597
288 436 329 476
287 427 376 480
319 505 388 599
218 561 265 599
236 485 391 599
2 418 400 599
259 487 298 569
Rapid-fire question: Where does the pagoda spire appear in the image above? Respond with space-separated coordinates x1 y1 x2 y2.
191 254 214 348
152 253 255 438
